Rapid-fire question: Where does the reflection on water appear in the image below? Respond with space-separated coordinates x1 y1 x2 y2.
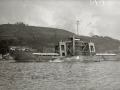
0 60 120 90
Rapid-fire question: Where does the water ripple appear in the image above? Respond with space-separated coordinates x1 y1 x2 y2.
0 61 120 90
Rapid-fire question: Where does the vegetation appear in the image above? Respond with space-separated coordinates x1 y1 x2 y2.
0 40 9 55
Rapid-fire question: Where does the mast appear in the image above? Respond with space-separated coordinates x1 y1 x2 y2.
77 21 79 35
73 21 79 55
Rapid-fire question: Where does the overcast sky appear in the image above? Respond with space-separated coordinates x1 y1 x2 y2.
0 0 120 40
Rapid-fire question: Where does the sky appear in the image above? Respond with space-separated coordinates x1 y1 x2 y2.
0 0 120 40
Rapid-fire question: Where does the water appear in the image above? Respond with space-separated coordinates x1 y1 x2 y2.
0 60 120 90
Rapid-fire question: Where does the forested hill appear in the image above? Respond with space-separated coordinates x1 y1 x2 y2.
0 23 74 51
0 23 120 53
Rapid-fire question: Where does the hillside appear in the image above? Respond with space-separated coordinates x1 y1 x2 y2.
0 23 120 53
0 23 74 51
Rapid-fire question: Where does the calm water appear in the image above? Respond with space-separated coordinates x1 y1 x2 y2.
0 60 120 90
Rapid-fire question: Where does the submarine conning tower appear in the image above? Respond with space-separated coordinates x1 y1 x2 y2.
55 35 96 57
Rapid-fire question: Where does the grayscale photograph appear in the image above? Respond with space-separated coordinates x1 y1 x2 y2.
0 0 120 90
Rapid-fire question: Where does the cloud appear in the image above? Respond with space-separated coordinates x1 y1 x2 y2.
27 1 101 36
76 12 101 36
23 5 55 27
0 0 120 39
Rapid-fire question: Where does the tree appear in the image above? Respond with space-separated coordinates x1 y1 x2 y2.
0 40 9 55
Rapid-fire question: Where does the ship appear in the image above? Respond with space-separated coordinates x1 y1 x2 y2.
10 35 120 62
54 35 120 62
